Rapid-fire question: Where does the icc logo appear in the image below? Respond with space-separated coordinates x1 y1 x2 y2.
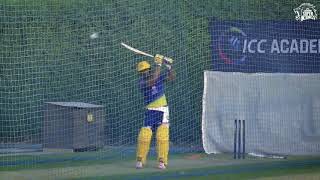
218 27 247 64
294 3 317 21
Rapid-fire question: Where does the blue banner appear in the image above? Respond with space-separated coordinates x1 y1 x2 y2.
210 20 320 73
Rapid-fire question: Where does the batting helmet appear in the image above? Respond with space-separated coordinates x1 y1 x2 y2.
137 61 151 72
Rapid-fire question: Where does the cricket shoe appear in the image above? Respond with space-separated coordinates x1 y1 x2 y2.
158 160 166 170
136 161 143 169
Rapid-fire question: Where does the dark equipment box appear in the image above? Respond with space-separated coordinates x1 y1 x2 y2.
43 102 105 151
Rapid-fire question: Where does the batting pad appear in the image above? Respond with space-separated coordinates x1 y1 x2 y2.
136 127 152 164
156 124 169 165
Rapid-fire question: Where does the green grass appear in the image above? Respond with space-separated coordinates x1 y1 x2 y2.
72 156 320 180
0 150 193 171
0 150 125 171
179 166 320 180
1 153 320 179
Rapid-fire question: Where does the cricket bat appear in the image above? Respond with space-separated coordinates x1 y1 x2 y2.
121 42 154 58
120 42 173 64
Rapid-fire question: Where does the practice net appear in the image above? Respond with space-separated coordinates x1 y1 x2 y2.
0 0 209 170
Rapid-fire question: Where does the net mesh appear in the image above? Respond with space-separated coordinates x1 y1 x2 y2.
0 0 209 169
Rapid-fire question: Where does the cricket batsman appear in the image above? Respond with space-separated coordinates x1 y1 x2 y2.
135 54 175 169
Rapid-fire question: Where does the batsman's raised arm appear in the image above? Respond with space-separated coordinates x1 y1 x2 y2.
138 54 175 87
147 56 162 87
167 65 175 81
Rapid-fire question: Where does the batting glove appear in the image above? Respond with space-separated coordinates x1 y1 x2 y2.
155 54 164 66
163 57 173 64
